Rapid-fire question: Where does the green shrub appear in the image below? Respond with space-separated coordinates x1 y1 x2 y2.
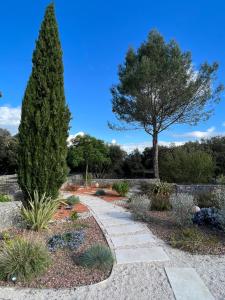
21 191 61 231
0 194 11 202
77 244 114 270
152 182 173 196
151 194 172 211
170 227 218 253
0 238 51 281
170 193 194 227
194 192 219 208
95 189 106 196
70 211 79 221
112 181 129 196
66 195 80 206
216 174 225 185
159 148 214 184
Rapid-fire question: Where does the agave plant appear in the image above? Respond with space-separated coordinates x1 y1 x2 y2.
21 191 61 231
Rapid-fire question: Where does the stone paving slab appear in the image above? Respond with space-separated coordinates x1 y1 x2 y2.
111 233 155 248
115 247 169 264
165 267 214 300
100 218 134 226
105 223 147 236
96 211 132 220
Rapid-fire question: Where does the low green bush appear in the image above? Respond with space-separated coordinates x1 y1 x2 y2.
77 243 114 270
21 191 61 231
0 194 11 202
151 194 172 211
216 174 225 185
95 189 106 196
140 182 172 211
0 238 51 281
70 211 79 221
112 181 129 196
66 195 80 206
170 227 219 253
194 192 219 208
152 182 173 196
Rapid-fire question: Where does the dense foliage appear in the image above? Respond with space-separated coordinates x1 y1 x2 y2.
67 135 110 184
18 4 70 200
0 129 17 175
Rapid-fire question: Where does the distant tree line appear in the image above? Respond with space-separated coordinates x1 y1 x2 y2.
1 130 225 184
67 134 225 183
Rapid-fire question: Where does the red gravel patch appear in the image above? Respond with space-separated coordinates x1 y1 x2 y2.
54 203 89 220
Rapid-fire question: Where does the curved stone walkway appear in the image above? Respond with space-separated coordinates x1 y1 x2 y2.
0 195 219 299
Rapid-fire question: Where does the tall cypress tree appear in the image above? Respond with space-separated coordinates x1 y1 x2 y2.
18 3 70 201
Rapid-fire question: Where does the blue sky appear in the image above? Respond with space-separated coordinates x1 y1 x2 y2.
0 0 225 152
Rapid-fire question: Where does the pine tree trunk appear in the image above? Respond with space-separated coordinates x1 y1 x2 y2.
85 163 88 187
152 131 159 179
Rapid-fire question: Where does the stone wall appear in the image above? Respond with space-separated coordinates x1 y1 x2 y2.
62 176 160 188
174 184 225 195
1 174 225 199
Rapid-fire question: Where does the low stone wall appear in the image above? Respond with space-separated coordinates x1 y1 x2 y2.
63 176 160 188
1 174 225 199
174 184 225 195
0 175 23 200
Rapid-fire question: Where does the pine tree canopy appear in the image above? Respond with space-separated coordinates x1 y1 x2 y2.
18 3 71 200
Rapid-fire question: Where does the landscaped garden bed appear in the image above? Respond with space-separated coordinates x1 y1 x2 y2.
0 216 112 288
127 182 225 255
144 210 225 255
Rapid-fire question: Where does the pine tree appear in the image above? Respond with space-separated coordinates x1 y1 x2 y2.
18 3 71 201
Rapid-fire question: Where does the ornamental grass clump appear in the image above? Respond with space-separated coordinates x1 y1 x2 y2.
147 182 173 211
66 195 80 206
21 190 61 231
0 238 51 281
77 244 114 270
170 193 194 227
112 181 129 196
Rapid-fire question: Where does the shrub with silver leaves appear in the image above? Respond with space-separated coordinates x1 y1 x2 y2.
170 193 194 227
213 189 225 230
129 194 151 212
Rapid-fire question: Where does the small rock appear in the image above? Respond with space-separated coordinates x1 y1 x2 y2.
192 206 201 213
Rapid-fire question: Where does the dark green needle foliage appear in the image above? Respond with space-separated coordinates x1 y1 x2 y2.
18 4 71 202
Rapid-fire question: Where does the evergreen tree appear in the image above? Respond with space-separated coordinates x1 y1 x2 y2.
109 30 223 178
18 3 70 201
